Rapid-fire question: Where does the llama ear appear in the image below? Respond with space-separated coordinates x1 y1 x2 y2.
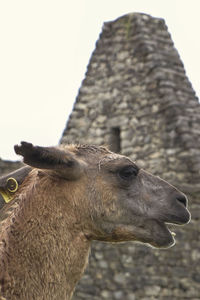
14 142 86 180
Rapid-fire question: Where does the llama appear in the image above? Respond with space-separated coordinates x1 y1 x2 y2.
0 141 190 300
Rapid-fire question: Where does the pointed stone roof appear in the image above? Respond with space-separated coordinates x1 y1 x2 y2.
61 12 200 193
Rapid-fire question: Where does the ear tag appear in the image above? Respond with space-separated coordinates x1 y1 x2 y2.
0 188 13 203
6 177 19 193
0 177 18 205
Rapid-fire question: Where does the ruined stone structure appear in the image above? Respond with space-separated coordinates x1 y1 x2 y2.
1 12 200 300
0 159 22 176
61 13 200 300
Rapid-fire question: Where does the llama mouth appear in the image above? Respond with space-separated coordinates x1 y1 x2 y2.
165 222 178 238
147 205 190 249
163 205 191 227
161 222 183 246
149 221 176 249
161 222 176 245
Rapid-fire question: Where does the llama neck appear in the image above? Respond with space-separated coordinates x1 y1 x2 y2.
0 180 91 300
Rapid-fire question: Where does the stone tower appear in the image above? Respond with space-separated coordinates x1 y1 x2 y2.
61 13 200 299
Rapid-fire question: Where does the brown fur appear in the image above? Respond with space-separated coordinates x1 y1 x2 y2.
0 142 190 300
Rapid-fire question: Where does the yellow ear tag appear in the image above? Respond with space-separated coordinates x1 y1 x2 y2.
0 178 18 204
0 188 13 203
6 177 18 193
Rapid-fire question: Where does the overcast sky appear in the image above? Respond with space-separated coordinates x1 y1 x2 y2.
0 0 200 160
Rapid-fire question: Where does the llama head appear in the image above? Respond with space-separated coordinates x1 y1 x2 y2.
15 142 190 249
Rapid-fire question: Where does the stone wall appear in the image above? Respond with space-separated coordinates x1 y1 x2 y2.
0 159 22 176
61 13 200 299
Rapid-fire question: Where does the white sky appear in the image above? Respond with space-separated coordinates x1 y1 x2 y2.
0 0 200 160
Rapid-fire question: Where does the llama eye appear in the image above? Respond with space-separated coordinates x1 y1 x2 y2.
118 165 139 180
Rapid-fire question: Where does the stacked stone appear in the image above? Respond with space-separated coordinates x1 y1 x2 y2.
61 13 200 299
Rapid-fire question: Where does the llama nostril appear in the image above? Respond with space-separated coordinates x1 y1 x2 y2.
176 194 187 207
